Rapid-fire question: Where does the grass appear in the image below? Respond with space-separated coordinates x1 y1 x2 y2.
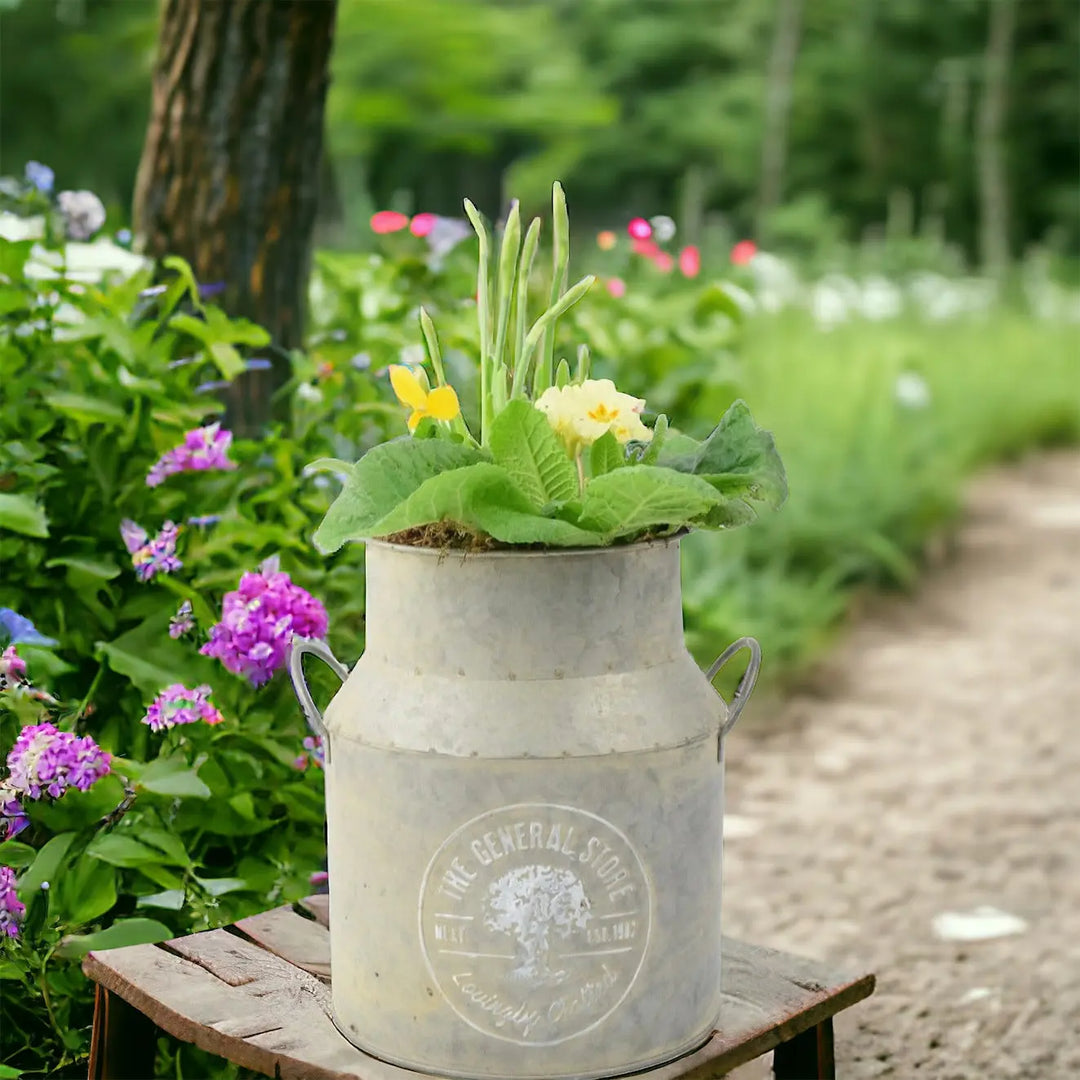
680 310 1080 686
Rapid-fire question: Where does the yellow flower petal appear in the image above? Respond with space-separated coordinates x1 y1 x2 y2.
407 409 425 432
389 365 428 410
425 384 461 422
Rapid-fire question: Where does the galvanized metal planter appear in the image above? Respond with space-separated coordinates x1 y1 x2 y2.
289 536 760 1080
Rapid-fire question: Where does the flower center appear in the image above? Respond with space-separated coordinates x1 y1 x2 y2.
587 403 619 423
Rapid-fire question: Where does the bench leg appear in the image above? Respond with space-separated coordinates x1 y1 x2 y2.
87 985 159 1080
772 1017 835 1079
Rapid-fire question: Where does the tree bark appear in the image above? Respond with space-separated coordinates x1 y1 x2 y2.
976 0 1016 278
756 0 803 240
134 0 337 434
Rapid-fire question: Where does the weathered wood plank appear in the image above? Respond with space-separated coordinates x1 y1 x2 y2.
235 906 332 980
646 942 873 1079
83 936 417 1080
84 903 874 1080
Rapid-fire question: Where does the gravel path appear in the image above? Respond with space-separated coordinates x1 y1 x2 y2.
721 452 1080 1079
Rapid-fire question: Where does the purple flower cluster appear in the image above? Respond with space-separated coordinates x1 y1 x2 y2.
5 722 111 801
293 735 325 771
121 519 182 582
141 684 224 732
0 866 25 939
201 561 328 687
147 423 236 487
168 600 195 639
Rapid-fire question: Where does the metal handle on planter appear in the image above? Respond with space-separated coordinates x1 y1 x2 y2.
707 636 761 751
288 636 351 761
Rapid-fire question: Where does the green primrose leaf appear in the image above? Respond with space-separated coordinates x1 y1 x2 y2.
489 400 577 508
577 466 723 540
589 430 625 477
691 400 788 514
639 414 669 464
369 463 603 547
313 437 486 552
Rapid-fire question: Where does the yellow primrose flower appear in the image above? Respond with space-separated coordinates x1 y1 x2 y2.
535 378 652 455
389 365 461 432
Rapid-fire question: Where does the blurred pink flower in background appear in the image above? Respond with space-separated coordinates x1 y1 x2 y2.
731 240 758 265
606 277 627 298
653 252 674 273
596 230 617 251
632 237 659 258
627 218 652 240
410 213 436 237
679 245 701 278
370 210 410 234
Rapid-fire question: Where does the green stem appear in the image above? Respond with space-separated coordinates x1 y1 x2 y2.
575 451 586 496
38 946 63 1042
493 201 521 378
575 343 591 384
419 307 475 442
520 275 596 384
510 217 542 398
463 200 493 446
76 662 105 721
535 182 570 398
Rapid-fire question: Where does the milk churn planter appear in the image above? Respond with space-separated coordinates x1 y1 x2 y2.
290 185 786 1080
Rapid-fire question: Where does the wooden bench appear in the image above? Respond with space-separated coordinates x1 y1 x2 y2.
82 895 874 1080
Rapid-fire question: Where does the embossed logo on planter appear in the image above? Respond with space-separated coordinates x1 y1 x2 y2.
419 802 651 1045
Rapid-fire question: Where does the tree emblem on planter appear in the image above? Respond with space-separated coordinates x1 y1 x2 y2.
483 864 592 986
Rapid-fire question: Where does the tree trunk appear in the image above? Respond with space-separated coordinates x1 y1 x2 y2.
976 0 1016 278
134 0 337 434
756 0 803 240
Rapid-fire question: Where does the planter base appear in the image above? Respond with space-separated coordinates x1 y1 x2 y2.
330 1013 716 1080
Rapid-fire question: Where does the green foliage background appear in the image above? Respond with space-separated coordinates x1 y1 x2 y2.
2 0 1077 257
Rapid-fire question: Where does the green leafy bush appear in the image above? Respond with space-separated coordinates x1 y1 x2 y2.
0 221 392 1075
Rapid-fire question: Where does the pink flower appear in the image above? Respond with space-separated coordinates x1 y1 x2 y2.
410 213 436 237
731 240 758 266
146 423 236 486
627 218 652 241
606 277 627 299
142 684 224 732
294 735 325 771
632 238 659 258
596 230 617 251
653 252 674 273
679 245 701 278
0 646 26 687
201 557 328 686
370 210 409 235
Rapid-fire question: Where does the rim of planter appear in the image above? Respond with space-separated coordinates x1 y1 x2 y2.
363 531 688 560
